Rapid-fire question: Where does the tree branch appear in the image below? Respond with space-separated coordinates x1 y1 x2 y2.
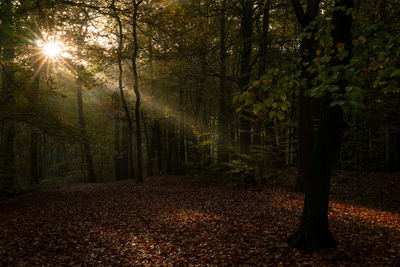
208 71 239 84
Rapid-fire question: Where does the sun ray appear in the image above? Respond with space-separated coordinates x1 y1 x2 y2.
25 56 47 90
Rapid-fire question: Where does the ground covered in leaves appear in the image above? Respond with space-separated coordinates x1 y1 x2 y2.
1 170 399 266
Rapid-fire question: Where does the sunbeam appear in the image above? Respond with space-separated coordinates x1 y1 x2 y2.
43 42 62 58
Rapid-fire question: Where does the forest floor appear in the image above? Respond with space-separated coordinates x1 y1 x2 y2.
0 169 399 266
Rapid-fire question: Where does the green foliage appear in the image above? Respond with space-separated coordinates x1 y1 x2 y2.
234 68 293 123
215 159 255 185
186 126 215 172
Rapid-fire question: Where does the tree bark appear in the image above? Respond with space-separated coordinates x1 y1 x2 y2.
30 55 44 185
141 110 151 176
76 73 96 182
121 124 130 179
178 87 186 174
290 0 322 193
113 92 122 180
150 119 162 176
113 0 134 179
132 0 143 183
0 1 15 194
217 0 229 163
258 0 271 78
239 0 254 155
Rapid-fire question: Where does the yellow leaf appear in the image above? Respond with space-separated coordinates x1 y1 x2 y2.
359 36 367 41
316 49 321 56
335 42 345 52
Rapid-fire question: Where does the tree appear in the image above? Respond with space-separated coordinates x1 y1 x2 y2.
111 0 134 180
131 0 144 182
0 0 16 195
287 0 354 251
29 1 47 185
290 0 322 193
238 0 254 155
217 0 229 163
74 15 96 183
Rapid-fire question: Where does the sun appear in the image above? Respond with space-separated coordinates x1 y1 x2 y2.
42 41 62 58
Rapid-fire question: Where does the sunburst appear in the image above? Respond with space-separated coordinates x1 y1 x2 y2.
42 41 62 59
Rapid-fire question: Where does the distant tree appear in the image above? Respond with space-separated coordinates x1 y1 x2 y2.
111 0 134 180
0 0 16 195
130 0 144 183
217 0 229 163
238 0 254 156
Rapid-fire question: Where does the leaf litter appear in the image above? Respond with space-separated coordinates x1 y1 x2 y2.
0 171 399 266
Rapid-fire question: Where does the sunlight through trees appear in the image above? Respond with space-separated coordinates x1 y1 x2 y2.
1 0 399 261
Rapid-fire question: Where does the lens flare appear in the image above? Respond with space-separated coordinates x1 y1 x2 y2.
43 42 62 58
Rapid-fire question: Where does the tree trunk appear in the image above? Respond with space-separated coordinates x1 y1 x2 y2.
113 92 122 180
258 0 271 78
132 1 143 183
287 0 353 251
30 56 44 185
121 124 130 179
290 0 322 193
0 10 15 193
287 104 342 251
147 34 162 176
239 0 253 155
167 121 174 175
178 87 186 174
141 110 151 177
156 122 163 175
113 1 134 179
76 75 96 182
217 0 229 163
150 119 162 175
295 71 314 192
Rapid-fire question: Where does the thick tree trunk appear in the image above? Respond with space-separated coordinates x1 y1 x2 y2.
239 0 254 155
287 104 343 250
295 66 314 192
289 0 322 193
287 0 353 251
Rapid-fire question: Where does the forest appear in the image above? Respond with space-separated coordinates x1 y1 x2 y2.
0 0 399 265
